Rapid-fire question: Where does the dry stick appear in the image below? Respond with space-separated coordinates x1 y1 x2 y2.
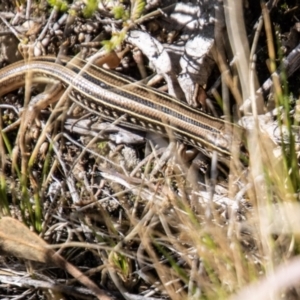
257 42 300 98
0 217 112 300
243 2 300 113
248 9 300 103
0 275 96 298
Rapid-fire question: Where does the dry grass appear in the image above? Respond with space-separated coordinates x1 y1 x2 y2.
0 1 300 300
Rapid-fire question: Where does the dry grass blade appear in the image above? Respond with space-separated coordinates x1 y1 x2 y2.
230 256 300 300
0 217 112 300
0 216 49 262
